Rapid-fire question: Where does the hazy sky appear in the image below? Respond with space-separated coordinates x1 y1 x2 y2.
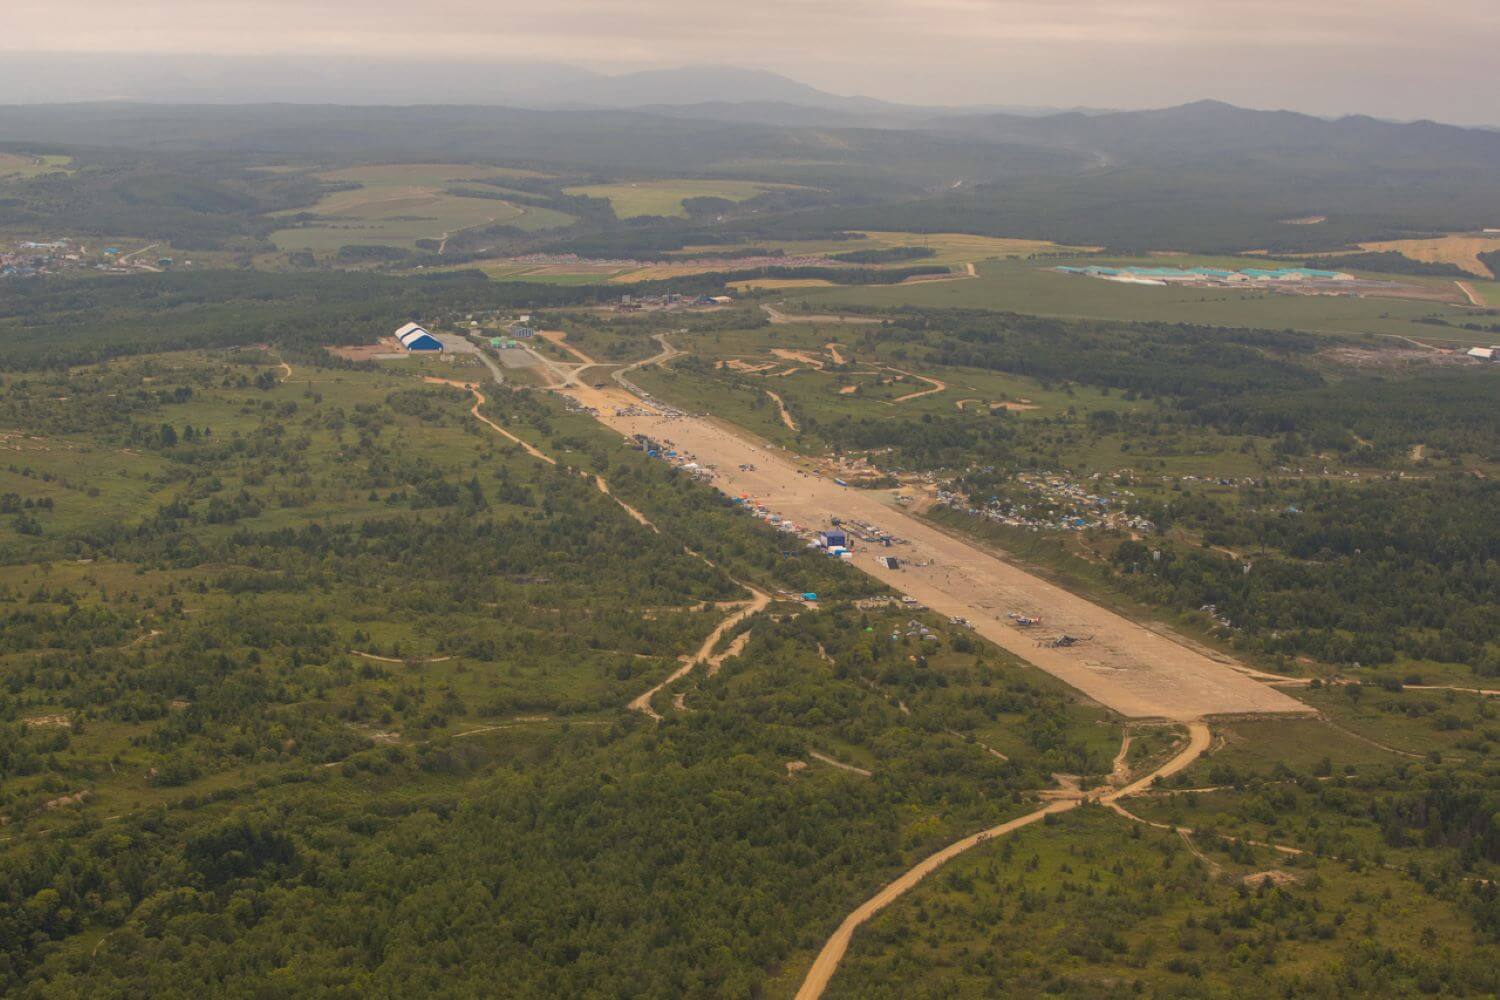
11 0 1500 122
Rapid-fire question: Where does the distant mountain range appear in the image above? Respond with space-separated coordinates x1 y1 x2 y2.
0 53 1090 120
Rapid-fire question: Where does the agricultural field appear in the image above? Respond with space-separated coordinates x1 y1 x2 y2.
562 178 806 218
1356 233 1500 278
688 230 1092 268
779 255 1500 346
269 163 575 254
0 152 72 179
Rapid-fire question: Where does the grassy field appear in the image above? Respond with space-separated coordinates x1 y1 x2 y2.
784 256 1500 346
0 152 72 179
270 163 574 252
562 179 805 219
687 230 1092 268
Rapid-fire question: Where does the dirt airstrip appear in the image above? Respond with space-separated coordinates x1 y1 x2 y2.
559 378 1307 722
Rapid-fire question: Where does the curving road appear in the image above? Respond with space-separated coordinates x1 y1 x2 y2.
794 722 1211 999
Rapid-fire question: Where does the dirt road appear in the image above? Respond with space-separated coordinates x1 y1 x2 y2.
557 381 1305 722
794 722 1212 999
426 379 556 464
628 587 769 720
765 389 799 431
887 368 947 404
1456 281 1488 307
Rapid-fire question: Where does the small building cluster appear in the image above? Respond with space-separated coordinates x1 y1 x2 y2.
1465 346 1500 362
2 238 181 279
940 471 1156 534
616 292 731 313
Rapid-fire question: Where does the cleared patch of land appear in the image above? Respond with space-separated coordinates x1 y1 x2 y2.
270 163 573 253
0 152 72 178
562 179 805 219
788 256 1500 346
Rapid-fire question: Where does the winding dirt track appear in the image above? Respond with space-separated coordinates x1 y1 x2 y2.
628 588 769 720
794 722 1212 999
887 368 947 404
765 389 799 431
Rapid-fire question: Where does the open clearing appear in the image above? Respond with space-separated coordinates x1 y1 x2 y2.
684 231 1095 268
0 152 72 179
562 179 805 219
270 163 573 252
788 256 1500 346
558 376 1307 721
1357 233 1500 278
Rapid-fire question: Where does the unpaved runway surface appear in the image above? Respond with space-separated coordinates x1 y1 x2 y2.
563 382 1308 722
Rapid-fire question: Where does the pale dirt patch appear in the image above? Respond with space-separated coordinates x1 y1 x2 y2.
44 790 90 810
328 338 404 361
838 385 859 395
771 349 827 368
764 390 799 431
1243 870 1301 887
723 359 779 373
728 278 836 291
22 715 70 729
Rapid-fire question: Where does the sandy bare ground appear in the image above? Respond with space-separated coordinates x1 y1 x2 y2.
771 348 826 369
825 343 847 365
558 381 1306 722
794 722 1211 999
765 389 799 431
628 588 769 720
762 304 882 325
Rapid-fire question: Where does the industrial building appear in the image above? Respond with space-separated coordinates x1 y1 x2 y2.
395 322 443 352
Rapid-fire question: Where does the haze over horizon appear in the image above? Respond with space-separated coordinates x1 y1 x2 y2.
6 0 1500 125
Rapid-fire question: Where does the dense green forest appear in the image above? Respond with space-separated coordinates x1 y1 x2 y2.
0 266 1495 997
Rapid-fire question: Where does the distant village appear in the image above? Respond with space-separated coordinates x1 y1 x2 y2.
1 238 181 278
